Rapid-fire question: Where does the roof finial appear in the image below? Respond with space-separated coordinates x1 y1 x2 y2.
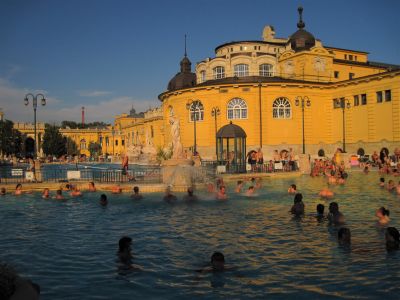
297 6 305 29
184 34 187 57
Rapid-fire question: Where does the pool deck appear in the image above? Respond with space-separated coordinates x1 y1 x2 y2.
0 171 303 193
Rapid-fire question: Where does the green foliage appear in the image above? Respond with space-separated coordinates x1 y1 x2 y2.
88 142 102 158
65 137 78 156
42 125 66 157
156 146 172 163
61 120 109 129
0 119 24 156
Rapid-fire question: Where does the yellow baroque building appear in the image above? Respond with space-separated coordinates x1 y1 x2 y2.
157 7 400 160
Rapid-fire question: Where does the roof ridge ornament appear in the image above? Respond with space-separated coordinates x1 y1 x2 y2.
297 6 305 29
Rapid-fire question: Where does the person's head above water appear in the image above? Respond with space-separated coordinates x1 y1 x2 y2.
211 252 225 271
119 236 132 253
385 227 400 251
187 187 194 196
329 202 339 214
0 187 6 195
294 193 303 204
133 186 139 194
100 194 107 205
380 177 385 183
15 183 22 190
376 207 390 217
290 184 297 190
317 204 325 215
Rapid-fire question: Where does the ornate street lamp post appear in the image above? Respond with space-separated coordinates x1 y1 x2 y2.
211 106 220 157
24 93 46 158
186 101 202 155
341 98 351 153
295 96 311 154
111 126 115 156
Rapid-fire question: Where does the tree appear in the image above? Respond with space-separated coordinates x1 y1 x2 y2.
65 137 78 156
42 125 66 157
88 142 102 159
0 119 24 157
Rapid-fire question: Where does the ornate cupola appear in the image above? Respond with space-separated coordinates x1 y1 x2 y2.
167 35 197 91
288 6 316 52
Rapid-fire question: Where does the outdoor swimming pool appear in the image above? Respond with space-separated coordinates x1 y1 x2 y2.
1 172 400 299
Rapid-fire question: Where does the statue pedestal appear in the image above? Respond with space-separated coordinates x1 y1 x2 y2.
298 154 311 175
161 159 194 190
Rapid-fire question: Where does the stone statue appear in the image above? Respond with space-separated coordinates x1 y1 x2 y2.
169 114 184 159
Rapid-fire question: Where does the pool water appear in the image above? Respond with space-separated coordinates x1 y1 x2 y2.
1 172 400 299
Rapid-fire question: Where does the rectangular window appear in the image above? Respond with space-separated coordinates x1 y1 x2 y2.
344 54 347 59
354 95 359 106
376 91 383 103
333 98 341 109
105 137 109 146
385 90 392 101
334 71 339 79
361 94 367 105
355 55 358 61
349 55 353 60
254 46 257 50
122 140 125 146
349 73 355 80
115 140 118 146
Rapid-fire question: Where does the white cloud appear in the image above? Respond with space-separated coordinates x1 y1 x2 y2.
78 90 112 97
0 79 159 124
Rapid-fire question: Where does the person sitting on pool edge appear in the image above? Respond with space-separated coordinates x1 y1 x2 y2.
291 193 305 216
0 262 40 300
42 188 50 199
182 187 199 202
288 184 297 194
0 187 6 196
131 186 143 200
376 207 390 225
328 202 345 225
338 227 351 246
118 236 133 264
111 184 122 194
163 186 177 203
88 181 96 192
385 227 400 251
99 194 108 206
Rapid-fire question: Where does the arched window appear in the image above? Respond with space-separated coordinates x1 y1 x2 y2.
272 97 291 119
259 64 273 77
189 100 204 121
234 64 249 77
199 70 206 83
80 139 87 150
213 66 225 79
227 98 247 119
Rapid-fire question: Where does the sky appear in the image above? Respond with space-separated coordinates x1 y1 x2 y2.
0 0 399 124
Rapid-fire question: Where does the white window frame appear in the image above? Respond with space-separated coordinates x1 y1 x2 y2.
234 64 249 77
259 64 273 77
213 66 225 79
272 97 291 119
227 98 248 120
189 100 204 122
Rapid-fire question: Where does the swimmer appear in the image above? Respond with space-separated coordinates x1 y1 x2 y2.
245 186 256 197
376 207 390 225
88 181 96 192
65 183 73 191
15 184 23 195
379 177 385 187
70 186 82 197
42 188 50 199
363 166 369 174
99 194 108 206
182 187 199 202
387 180 395 191
0 187 6 195
385 227 400 251
131 186 143 200
319 187 334 198
211 252 225 272
206 182 215 193
291 193 305 216
117 236 133 264
288 184 297 194
216 185 227 200
163 186 177 203
316 203 325 218
235 181 243 193
251 177 261 189
0 262 41 300
338 227 351 246
111 184 122 194
328 202 345 225
216 177 224 189
337 173 346 184
54 189 64 200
